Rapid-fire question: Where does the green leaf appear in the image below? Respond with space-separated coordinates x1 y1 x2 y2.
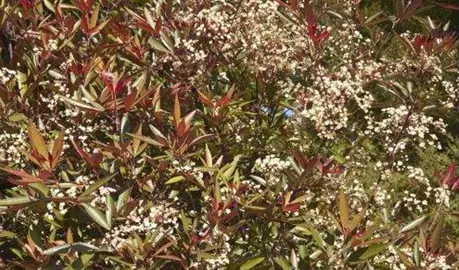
274 257 291 270
42 242 103 255
400 216 427 233
44 0 56 12
394 246 415 267
69 253 94 269
127 132 164 147
350 243 389 261
82 204 111 230
292 224 312 235
430 215 443 253
243 205 267 211
80 174 117 197
17 71 29 97
144 7 156 30
148 39 172 54
240 257 265 270
107 256 135 267
180 210 191 232
413 240 420 266
0 196 36 206
28 120 49 160
116 189 130 212
28 226 44 249
29 183 50 196
333 154 346 164
57 94 104 112
160 31 174 52
348 208 366 233
0 231 16 238
308 225 325 250
12 248 24 260
165 175 185 184
42 244 71 255
106 194 115 229
222 156 240 180
8 112 27 122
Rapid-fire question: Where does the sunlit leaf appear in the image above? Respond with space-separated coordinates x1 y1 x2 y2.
0 196 36 206
400 216 427 233
82 204 111 230
28 121 49 160
165 175 185 184
240 257 265 270
80 174 117 197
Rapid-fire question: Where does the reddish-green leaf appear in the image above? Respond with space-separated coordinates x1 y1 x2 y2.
28 121 48 160
339 189 350 231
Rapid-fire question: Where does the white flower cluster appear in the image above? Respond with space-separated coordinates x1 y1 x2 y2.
373 185 391 207
430 185 451 208
277 79 302 101
374 245 413 270
424 254 452 269
44 188 69 220
44 175 98 220
90 185 117 206
406 166 430 185
102 201 179 251
305 207 335 229
172 160 204 181
375 245 452 269
0 129 28 167
65 175 91 198
392 181 451 215
398 190 428 213
151 0 314 86
0 68 16 84
47 39 58 51
40 94 60 111
298 85 348 139
190 228 231 270
53 80 69 92
252 154 290 185
370 105 445 153
290 23 380 139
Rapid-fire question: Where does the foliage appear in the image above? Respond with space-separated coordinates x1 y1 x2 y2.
0 0 459 269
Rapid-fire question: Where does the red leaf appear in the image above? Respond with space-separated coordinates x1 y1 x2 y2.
401 0 422 21
443 163 456 186
283 202 301 213
191 229 211 244
198 90 215 108
19 0 35 9
188 134 214 148
124 89 137 111
1 167 43 185
293 151 317 171
303 0 317 26
102 72 115 93
115 77 131 95
451 179 459 190
218 85 236 107
70 139 99 168
76 0 94 13
429 1 459 11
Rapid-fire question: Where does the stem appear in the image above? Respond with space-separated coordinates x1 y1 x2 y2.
429 198 443 231
112 92 120 134
387 106 413 165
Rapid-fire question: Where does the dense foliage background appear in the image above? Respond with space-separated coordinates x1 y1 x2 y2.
1 0 459 269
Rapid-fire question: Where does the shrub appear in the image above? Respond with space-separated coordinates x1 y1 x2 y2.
0 0 459 269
